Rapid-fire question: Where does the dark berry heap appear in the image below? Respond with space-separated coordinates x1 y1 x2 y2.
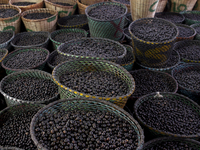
12 2 36 6
137 96 200 135
88 4 125 21
35 110 138 150
177 25 194 37
130 70 175 98
130 20 177 42
114 0 130 4
60 40 124 58
24 13 53 19
3 77 58 101
53 32 85 43
184 13 200 21
53 2 72 6
0 105 42 149
63 15 87 26
0 31 13 44
176 44 200 61
194 26 200 34
5 50 47 69
0 8 18 18
14 34 47 46
174 70 200 91
59 71 128 97
155 13 184 23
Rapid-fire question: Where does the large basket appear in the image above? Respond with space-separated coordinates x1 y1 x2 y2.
0 30 14 50
172 63 200 103
156 0 168 12
134 92 200 138
191 23 200 40
143 137 200 149
77 0 87 14
11 31 50 49
50 28 88 49
170 0 197 12
111 0 130 13
0 5 21 33
30 98 144 150
0 70 59 106
129 18 179 67
9 0 44 12
85 2 128 41
52 59 135 108
57 37 127 64
180 10 200 25
44 0 77 18
155 12 185 24
2 47 49 74
21 8 58 32
176 24 196 41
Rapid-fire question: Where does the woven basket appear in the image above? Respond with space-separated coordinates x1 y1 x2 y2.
129 18 179 67
111 0 130 13
0 0 9 5
0 103 44 149
85 2 127 41
134 92 200 138
44 0 77 18
21 8 58 32
143 137 200 149
156 0 168 12
1 48 50 74
180 11 200 25
0 5 21 33
9 0 43 12
50 28 88 49
11 31 50 49
57 37 127 64
77 0 87 14
30 98 144 150
191 23 200 40
0 70 59 106
0 30 14 50
155 12 185 24
194 0 200 11
52 59 135 108
170 0 197 12
172 63 200 103
176 24 196 41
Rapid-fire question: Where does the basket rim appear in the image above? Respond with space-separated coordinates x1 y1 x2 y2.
0 69 59 104
180 10 200 22
57 37 127 60
10 31 50 48
134 92 200 138
44 0 77 8
20 8 58 22
85 1 128 22
123 28 131 40
171 63 200 93
52 59 135 100
0 48 8 63
0 30 15 47
128 17 179 44
176 23 197 39
155 12 185 23
129 69 178 99
0 4 21 21
30 98 145 150
9 0 43 9
1 47 50 72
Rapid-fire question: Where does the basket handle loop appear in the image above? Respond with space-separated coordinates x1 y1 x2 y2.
154 92 163 98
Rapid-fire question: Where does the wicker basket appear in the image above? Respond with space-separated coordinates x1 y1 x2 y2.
0 70 59 106
191 23 200 40
172 63 200 103
170 0 197 12
143 137 200 149
0 0 9 5
194 0 200 11
176 24 196 41
30 98 144 150
9 0 44 12
156 0 168 12
85 2 127 41
50 28 88 49
11 31 50 49
44 0 77 18
52 59 135 108
180 10 200 25
21 8 58 32
134 92 200 138
57 37 127 64
111 0 130 13
129 18 179 67
0 5 21 33
155 12 185 24
77 0 87 14
0 30 14 50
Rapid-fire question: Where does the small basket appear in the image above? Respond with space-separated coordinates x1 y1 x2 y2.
172 63 200 103
0 0 9 5
0 5 21 33
134 92 200 138
1 47 49 74
11 31 50 49
129 18 179 67
111 0 130 13
180 10 200 25
0 70 59 106
52 59 135 108
0 30 14 50
155 12 185 23
156 0 168 12
9 0 44 12
30 98 144 150
176 24 196 41
57 37 127 64
85 2 128 41
44 0 77 18
77 0 87 14
21 8 58 32
50 28 88 49
191 23 200 40
143 137 200 149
